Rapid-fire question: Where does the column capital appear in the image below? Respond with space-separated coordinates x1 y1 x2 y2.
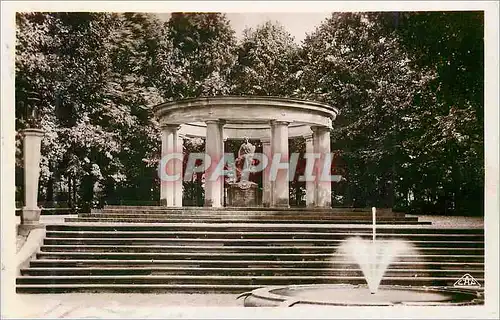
270 120 290 127
205 119 226 126
160 123 180 131
310 125 330 134
304 134 313 141
22 128 45 137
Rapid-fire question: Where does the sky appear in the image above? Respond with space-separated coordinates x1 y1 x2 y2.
156 13 331 43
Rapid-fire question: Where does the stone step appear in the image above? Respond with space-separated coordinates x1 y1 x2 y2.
65 218 426 225
69 217 422 225
35 251 484 262
43 237 485 248
16 283 258 294
44 230 484 241
96 210 400 218
87 211 406 218
17 280 485 294
101 206 397 214
20 267 485 277
93 212 406 219
30 259 485 269
16 275 485 286
38 245 485 255
44 223 484 234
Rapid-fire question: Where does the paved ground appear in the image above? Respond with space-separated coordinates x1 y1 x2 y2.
406 214 484 228
11 293 244 318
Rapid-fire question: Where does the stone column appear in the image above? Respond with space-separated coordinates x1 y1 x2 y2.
261 138 272 207
160 124 179 207
21 128 45 226
312 126 332 208
174 135 184 207
270 120 289 207
304 134 316 208
204 120 224 207
220 126 226 206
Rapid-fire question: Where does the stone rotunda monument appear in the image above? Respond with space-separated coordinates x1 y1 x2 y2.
152 96 340 208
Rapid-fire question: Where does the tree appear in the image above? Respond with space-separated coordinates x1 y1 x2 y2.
16 12 167 210
391 12 484 215
230 20 300 96
160 12 237 99
98 13 166 205
297 12 436 208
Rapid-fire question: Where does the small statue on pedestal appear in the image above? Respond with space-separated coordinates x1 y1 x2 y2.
227 137 259 206
23 99 42 129
236 137 256 186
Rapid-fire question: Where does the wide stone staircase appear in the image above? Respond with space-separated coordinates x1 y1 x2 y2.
16 206 484 293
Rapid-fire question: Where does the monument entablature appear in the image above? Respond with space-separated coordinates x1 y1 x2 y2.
173 121 318 140
154 96 338 139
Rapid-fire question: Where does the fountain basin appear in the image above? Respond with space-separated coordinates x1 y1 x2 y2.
241 284 483 307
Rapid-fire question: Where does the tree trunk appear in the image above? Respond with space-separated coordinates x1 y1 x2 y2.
103 179 115 205
68 176 73 209
196 172 203 206
81 174 94 213
73 177 77 210
295 184 300 206
46 167 54 206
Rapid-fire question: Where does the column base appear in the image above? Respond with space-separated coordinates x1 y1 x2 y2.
21 208 41 226
204 199 223 208
272 198 290 208
315 202 332 209
160 199 168 206
306 202 316 208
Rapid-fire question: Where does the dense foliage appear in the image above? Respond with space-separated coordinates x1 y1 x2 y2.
15 12 484 215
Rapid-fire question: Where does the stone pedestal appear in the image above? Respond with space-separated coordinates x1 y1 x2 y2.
227 181 259 207
21 128 44 226
21 208 42 226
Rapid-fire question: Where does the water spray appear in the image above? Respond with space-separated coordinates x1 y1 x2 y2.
371 206 377 294
337 207 418 297
372 206 376 244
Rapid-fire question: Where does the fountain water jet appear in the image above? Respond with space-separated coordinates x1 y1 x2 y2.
337 207 418 295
